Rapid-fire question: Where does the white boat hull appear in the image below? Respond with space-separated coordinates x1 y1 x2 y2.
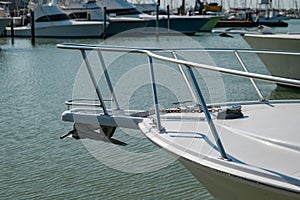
180 157 300 200
243 34 300 81
6 20 105 38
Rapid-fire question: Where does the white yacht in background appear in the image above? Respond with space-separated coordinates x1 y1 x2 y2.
243 33 300 81
59 0 150 36
6 1 106 38
58 43 300 200
0 1 12 35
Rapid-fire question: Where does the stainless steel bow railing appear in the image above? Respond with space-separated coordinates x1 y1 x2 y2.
57 43 300 159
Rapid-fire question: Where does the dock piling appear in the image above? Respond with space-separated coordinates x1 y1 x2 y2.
103 7 107 39
10 19 14 41
156 0 160 37
30 11 35 45
167 5 170 31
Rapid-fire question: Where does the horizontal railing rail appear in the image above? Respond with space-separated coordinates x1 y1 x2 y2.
65 99 113 109
57 43 300 88
57 43 300 56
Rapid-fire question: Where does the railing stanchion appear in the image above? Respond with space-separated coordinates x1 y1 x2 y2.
81 49 108 115
172 51 198 104
148 56 164 132
234 50 265 100
186 66 228 159
97 51 120 110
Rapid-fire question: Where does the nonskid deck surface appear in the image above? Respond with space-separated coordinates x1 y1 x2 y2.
139 101 300 192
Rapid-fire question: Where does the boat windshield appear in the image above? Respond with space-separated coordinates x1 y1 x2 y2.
68 12 87 19
36 14 70 22
106 8 142 16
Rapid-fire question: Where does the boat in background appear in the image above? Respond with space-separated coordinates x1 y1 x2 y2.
243 33 300 81
0 1 12 35
57 43 300 200
95 0 220 34
6 1 107 38
141 14 221 34
59 0 150 36
133 1 222 33
216 10 288 28
254 1 290 26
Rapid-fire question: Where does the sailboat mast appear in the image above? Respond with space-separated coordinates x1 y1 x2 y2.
233 0 237 8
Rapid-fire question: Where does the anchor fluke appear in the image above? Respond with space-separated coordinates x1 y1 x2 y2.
61 123 127 146
60 128 79 139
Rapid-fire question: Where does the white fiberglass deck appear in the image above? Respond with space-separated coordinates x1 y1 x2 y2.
139 101 300 193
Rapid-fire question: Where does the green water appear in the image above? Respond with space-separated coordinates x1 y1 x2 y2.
1 20 300 199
